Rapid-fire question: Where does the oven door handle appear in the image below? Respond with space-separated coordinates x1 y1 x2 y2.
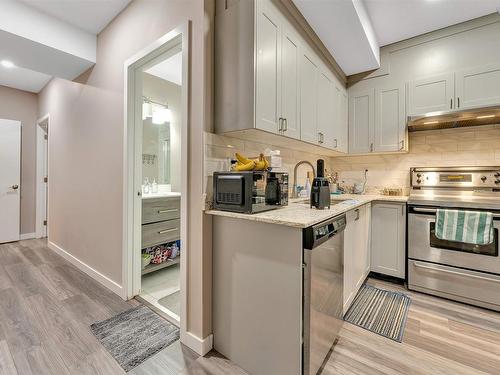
412 207 500 218
413 261 500 283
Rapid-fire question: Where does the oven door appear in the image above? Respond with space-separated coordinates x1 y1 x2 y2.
408 205 500 275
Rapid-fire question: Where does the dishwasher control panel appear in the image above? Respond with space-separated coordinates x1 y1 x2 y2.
303 214 346 250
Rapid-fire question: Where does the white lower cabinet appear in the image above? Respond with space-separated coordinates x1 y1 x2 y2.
371 202 406 278
344 204 371 314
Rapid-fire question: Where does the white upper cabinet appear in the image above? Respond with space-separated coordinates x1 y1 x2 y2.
335 85 348 153
255 3 281 134
300 52 319 144
348 89 374 154
317 71 336 149
374 84 406 152
280 27 301 140
455 63 500 110
407 73 454 116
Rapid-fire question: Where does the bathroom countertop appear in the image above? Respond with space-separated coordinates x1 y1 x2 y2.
205 194 408 228
142 191 181 199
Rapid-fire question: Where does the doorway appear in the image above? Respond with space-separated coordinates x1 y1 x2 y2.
0 119 21 244
124 26 189 329
36 115 49 239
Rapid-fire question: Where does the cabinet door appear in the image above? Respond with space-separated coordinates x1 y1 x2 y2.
348 89 374 154
280 27 301 140
300 52 318 144
343 209 356 313
407 73 454 116
371 202 406 278
255 3 281 134
335 86 348 153
374 85 406 152
317 71 336 149
455 63 500 109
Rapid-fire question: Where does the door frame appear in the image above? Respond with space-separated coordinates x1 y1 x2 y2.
123 22 189 334
36 114 49 239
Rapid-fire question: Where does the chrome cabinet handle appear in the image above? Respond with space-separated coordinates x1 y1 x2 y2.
457 97 460 108
158 209 178 214
11 185 19 190
158 228 178 234
318 132 323 144
400 140 405 150
355 209 360 221
278 118 283 132
370 143 374 152
450 98 453 109
413 261 500 283
283 118 288 132
334 139 338 148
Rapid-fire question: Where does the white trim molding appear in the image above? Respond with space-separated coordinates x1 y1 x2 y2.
48 241 124 297
19 232 36 240
181 332 213 356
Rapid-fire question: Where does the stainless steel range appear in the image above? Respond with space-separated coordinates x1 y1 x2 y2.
407 166 500 311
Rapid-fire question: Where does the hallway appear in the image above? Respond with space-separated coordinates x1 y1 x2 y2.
0 239 245 375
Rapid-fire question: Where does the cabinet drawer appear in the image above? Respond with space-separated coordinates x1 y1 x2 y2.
142 197 180 224
408 260 500 311
142 219 180 249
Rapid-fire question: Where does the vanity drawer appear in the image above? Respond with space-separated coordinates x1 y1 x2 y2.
142 219 180 248
142 197 180 224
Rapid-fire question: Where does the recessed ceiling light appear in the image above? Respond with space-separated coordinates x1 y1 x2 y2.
424 121 439 125
1 60 15 68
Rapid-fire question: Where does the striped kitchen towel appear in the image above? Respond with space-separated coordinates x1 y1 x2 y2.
435 209 494 245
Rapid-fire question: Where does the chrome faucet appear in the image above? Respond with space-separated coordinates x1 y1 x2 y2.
292 161 316 198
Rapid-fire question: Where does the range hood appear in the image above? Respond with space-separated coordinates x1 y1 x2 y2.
407 105 500 132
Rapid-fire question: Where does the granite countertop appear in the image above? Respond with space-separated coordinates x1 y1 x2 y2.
205 194 408 228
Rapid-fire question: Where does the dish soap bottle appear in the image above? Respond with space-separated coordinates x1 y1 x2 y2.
152 178 158 193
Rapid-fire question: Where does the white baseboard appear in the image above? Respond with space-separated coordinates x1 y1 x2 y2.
48 241 124 297
181 331 213 356
19 232 36 240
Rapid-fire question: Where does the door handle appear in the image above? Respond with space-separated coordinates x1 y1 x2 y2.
158 209 178 214
413 261 500 283
11 185 19 190
158 228 178 234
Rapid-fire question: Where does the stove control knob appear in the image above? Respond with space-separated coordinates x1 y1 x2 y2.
481 176 487 182
417 179 422 184
495 172 500 178
496 180 500 185
416 173 422 178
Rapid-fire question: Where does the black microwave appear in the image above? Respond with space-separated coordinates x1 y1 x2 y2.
213 171 288 214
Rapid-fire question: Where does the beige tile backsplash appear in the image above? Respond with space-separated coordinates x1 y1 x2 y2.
204 125 500 203
331 124 500 194
204 132 334 202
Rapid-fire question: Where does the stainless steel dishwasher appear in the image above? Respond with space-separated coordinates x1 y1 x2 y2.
303 214 346 375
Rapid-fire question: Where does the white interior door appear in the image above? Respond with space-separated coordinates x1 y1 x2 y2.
0 119 21 243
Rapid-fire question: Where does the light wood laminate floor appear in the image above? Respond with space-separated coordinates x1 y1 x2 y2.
2 239 500 374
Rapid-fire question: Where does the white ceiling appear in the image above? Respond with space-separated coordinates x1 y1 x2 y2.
0 64 51 92
145 52 182 86
18 0 131 34
364 0 500 47
294 0 500 76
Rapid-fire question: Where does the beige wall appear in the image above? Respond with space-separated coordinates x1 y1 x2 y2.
38 0 211 340
0 85 38 235
332 125 500 193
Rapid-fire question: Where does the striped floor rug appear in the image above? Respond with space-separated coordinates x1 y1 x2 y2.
344 284 411 342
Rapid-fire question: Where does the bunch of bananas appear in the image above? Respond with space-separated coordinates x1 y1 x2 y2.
233 152 269 171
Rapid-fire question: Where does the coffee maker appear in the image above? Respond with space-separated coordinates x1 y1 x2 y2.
310 159 330 209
